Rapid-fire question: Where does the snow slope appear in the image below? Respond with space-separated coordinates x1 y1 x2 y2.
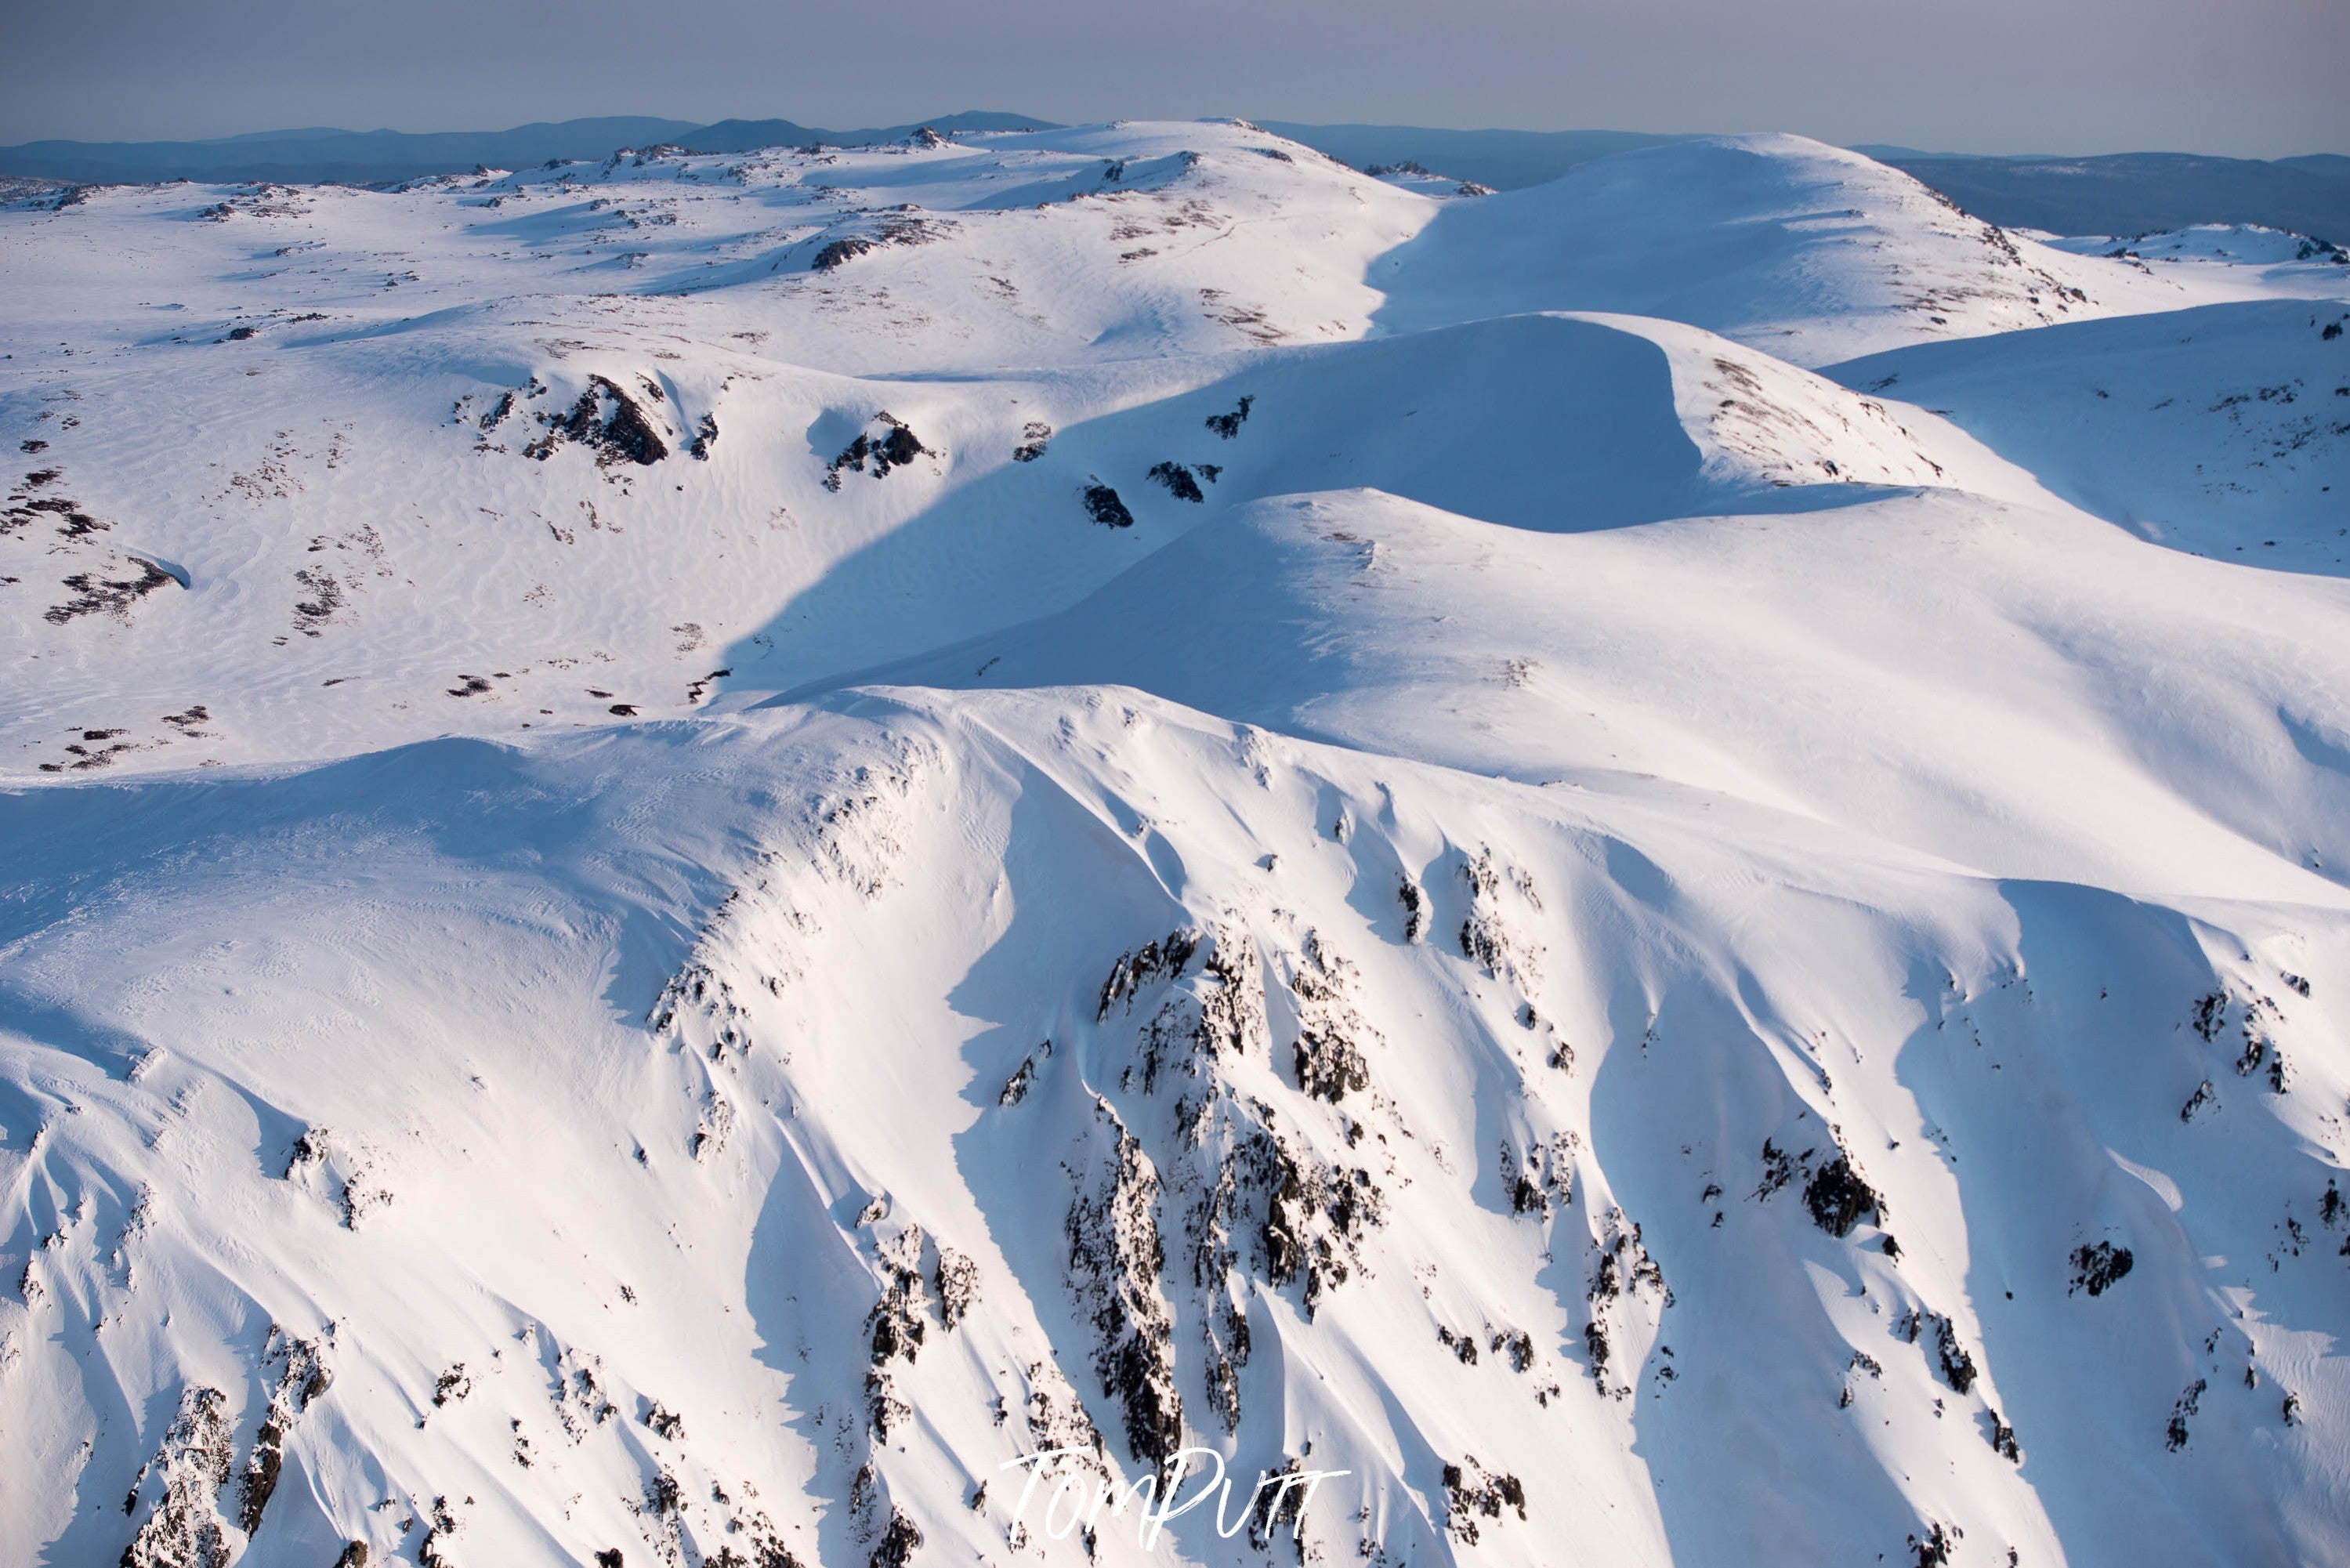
1832 299 2350 576
855 485 2350 898
1371 135 2275 367
5 123 2350 1568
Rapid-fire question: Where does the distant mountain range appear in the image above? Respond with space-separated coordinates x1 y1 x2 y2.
1852 147 2350 244
0 110 1055 186
3 112 2345 241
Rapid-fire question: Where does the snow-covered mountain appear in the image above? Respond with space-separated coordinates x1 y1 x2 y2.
3 120 2348 1568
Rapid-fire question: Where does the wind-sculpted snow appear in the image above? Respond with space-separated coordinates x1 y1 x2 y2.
4 121 2350 1567
1832 297 2350 578
1370 134 2233 367
861 484 2350 897
0 124 2308 784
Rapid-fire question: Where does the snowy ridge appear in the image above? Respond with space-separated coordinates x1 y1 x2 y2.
1834 298 2350 574
4 123 2350 1568
1366 134 2247 367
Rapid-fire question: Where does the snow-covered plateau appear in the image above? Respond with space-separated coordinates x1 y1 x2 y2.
3 121 2349 1568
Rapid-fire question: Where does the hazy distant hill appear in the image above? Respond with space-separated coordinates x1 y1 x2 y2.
1854 147 2350 242
0 110 1061 185
0 116 704 184
679 109 1059 153
1257 122 1696 189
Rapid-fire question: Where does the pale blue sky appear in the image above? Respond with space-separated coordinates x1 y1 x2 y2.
4 0 2343 157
